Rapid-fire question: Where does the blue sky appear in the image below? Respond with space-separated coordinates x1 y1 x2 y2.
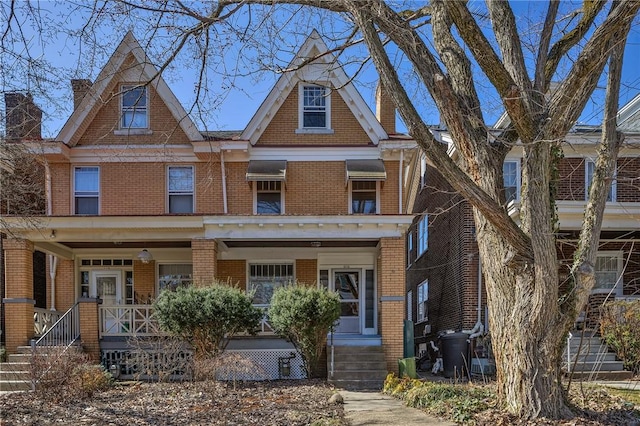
2 1 639 138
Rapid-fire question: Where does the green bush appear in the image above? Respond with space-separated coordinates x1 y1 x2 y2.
600 300 640 374
153 282 263 358
268 284 340 378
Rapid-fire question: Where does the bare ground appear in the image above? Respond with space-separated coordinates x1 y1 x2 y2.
0 379 346 426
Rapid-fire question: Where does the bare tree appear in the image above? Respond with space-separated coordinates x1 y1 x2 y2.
1 0 639 420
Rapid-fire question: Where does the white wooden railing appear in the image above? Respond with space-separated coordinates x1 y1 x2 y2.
33 308 63 336
255 305 275 334
99 305 161 337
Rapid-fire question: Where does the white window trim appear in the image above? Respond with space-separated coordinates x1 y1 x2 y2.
157 263 193 293
407 231 413 268
119 84 149 131
416 279 428 324
167 165 195 214
585 159 617 202
503 160 521 203
348 181 380 214
253 181 285 215
296 83 333 134
592 251 624 296
420 155 427 190
73 166 100 215
247 261 295 306
417 215 428 257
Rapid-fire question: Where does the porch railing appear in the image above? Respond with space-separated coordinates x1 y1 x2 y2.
99 305 161 337
33 308 63 336
32 303 80 349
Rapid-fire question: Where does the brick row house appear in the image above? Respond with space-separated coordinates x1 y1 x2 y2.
1 31 417 381
405 95 640 360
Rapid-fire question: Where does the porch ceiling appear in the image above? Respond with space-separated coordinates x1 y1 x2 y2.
222 240 378 248
58 241 192 249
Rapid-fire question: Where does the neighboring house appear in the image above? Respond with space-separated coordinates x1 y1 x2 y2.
405 96 640 357
1 31 417 379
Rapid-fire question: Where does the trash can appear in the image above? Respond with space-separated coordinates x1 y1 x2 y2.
441 332 469 378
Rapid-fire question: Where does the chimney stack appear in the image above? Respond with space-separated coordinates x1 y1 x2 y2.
4 92 42 140
375 82 396 135
71 79 92 110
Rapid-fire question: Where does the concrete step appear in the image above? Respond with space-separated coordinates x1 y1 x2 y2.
16 346 34 355
0 362 30 372
7 353 32 363
567 360 625 372
567 370 634 381
330 345 386 355
566 353 618 363
330 369 388 381
0 370 30 381
328 378 385 390
0 380 31 392
332 360 387 370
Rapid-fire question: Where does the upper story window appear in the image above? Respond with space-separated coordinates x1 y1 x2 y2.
585 160 616 202
420 155 427 190
74 166 99 215
407 231 414 266
158 264 193 292
121 85 148 129
417 215 428 256
503 160 520 203
255 181 283 214
593 252 623 295
350 181 378 214
168 166 194 213
417 279 428 323
298 84 331 132
249 263 294 306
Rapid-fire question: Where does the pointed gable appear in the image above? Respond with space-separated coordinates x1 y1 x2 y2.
618 93 640 132
57 32 202 146
241 30 387 145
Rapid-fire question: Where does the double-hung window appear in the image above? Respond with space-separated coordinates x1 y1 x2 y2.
503 161 520 203
300 85 330 130
74 166 99 215
121 85 148 129
168 166 194 213
248 263 294 306
593 253 623 295
417 280 428 323
158 264 193 292
585 160 616 202
417 215 428 256
350 181 378 214
255 181 283 214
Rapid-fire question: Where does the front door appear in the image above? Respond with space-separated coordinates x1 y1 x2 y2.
92 271 122 305
333 271 361 334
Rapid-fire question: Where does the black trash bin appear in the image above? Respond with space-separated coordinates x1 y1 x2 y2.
440 332 469 378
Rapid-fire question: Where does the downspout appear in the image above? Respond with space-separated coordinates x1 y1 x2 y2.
49 255 57 311
220 149 228 214
398 149 404 214
477 253 483 325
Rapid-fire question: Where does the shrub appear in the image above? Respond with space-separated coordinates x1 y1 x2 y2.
268 284 340 378
153 282 263 358
600 300 640 374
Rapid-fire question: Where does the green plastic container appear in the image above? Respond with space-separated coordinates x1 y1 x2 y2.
398 357 417 378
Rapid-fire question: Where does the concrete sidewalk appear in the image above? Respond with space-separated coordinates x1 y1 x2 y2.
341 390 457 426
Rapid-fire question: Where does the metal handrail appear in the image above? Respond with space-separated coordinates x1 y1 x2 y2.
32 303 80 349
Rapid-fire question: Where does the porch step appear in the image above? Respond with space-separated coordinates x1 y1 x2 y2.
0 362 31 392
563 330 631 380
0 379 31 392
328 344 388 390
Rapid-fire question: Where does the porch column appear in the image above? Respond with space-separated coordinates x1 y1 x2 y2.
2 238 35 354
378 236 406 373
78 297 101 361
192 239 217 286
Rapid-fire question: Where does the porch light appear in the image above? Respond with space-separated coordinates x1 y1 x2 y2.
137 249 153 264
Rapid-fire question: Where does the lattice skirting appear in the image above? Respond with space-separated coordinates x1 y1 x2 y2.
101 349 306 381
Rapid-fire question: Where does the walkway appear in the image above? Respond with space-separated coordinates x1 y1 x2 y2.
341 390 457 426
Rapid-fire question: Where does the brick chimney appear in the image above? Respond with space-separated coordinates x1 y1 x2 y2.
71 79 92 110
375 82 396 135
4 92 42 140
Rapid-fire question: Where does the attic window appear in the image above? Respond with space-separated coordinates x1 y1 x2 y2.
297 84 333 134
121 85 148 129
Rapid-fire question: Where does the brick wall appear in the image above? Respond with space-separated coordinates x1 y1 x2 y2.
56 258 76 312
192 239 217 286
295 259 317 286
257 85 370 146
78 299 100 360
133 260 156 302
379 237 406 373
3 239 34 353
217 260 246 290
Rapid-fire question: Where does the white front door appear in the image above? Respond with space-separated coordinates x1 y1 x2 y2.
92 271 122 305
333 270 361 334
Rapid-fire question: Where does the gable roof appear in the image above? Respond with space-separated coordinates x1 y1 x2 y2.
617 93 640 132
240 30 387 145
56 31 203 146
